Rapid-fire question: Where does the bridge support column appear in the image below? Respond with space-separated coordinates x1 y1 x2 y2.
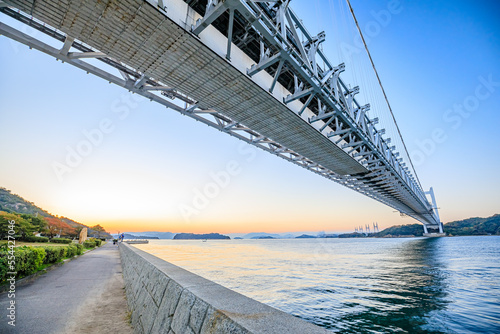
423 223 446 237
423 187 446 237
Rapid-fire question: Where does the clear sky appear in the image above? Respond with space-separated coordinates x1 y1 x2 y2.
0 0 499 234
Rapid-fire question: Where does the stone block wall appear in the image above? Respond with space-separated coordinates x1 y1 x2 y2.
119 243 329 334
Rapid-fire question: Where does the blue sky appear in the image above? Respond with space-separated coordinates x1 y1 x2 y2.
0 0 499 234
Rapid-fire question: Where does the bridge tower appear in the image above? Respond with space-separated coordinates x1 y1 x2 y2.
423 187 445 237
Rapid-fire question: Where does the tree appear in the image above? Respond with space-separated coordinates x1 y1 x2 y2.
21 214 48 234
72 226 83 239
90 224 107 238
44 217 77 237
0 211 36 239
0 211 20 239
47 224 59 238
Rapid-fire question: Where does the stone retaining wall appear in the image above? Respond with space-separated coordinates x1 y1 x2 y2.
119 243 329 334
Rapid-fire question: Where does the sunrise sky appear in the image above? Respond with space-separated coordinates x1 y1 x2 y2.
1 0 499 234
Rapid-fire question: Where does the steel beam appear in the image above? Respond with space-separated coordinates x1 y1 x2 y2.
0 0 439 227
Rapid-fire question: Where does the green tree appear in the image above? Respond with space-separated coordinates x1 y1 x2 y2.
0 211 36 239
21 214 48 234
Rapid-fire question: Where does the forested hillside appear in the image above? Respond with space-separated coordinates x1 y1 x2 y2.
0 187 111 238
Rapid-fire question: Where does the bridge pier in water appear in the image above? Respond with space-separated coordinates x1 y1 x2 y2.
423 222 446 237
423 187 445 237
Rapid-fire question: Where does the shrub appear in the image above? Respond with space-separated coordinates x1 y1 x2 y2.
0 242 88 283
24 236 49 243
43 246 63 264
83 240 96 249
58 247 66 259
0 255 7 282
66 244 77 258
13 246 45 277
87 238 101 247
50 238 72 244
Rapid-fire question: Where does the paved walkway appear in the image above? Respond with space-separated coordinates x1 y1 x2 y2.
0 242 133 333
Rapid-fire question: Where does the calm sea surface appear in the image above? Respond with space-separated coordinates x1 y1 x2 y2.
135 236 500 333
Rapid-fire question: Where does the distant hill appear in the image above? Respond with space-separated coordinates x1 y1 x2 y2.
0 187 52 217
173 233 230 240
0 187 112 238
125 231 174 239
444 214 500 236
338 232 369 238
228 232 339 239
342 214 500 238
122 233 159 240
374 224 423 237
243 232 282 239
296 234 316 238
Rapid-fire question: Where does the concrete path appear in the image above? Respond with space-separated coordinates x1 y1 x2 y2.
0 242 133 333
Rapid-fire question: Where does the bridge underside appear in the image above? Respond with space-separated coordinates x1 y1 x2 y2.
1 0 441 229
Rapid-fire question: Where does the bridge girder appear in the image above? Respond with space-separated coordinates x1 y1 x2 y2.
0 0 441 227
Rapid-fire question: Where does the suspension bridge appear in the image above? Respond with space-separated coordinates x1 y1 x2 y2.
0 0 444 235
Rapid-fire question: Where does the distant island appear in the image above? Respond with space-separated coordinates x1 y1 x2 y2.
121 231 175 239
173 233 230 240
122 233 159 240
296 234 316 238
120 214 500 241
244 232 282 239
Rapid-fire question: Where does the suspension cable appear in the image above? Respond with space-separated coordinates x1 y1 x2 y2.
345 0 424 191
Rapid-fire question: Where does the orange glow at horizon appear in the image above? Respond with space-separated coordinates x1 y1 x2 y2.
93 215 397 235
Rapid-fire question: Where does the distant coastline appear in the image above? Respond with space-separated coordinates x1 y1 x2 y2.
4 186 495 241
116 214 500 242
338 214 500 238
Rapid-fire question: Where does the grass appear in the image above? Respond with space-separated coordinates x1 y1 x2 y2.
36 262 56 271
126 310 132 324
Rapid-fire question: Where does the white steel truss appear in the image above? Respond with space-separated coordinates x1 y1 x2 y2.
0 0 443 232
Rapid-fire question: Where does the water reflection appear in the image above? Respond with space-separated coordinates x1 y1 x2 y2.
136 237 500 333
331 238 449 333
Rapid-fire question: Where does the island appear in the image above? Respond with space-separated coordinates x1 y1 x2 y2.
173 233 230 240
295 234 316 238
